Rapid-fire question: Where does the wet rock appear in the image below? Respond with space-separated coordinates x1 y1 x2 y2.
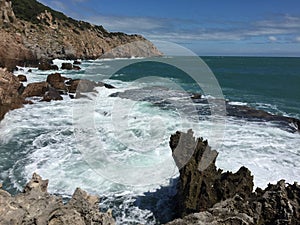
0 68 24 120
67 79 100 93
61 62 73 70
22 81 49 98
0 173 115 225
17 74 27 82
47 73 68 91
73 60 82 65
73 65 81 70
170 129 253 217
103 83 115 89
38 59 53 70
42 87 63 102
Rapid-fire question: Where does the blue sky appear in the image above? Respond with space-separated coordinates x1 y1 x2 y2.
39 0 300 56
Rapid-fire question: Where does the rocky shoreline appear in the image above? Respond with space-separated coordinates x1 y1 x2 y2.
1 130 299 225
167 130 300 225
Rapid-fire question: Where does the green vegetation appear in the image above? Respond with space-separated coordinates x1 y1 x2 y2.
11 0 69 23
10 0 108 34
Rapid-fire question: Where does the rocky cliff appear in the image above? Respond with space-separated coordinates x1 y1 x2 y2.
0 0 162 71
0 173 115 225
167 130 300 225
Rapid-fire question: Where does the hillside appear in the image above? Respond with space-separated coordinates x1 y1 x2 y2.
0 0 162 70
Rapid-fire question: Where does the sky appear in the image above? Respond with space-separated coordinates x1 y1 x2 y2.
39 0 300 56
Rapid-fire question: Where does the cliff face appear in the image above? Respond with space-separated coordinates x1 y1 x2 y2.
0 0 162 70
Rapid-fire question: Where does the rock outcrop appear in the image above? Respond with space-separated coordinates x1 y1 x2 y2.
0 173 115 225
0 0 162 71
0 67 24 120
167 130 300 225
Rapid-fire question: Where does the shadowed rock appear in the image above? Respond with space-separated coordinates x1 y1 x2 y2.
0 173 115 225
17 74 27 82
166 130 300 225
170 129 254 217
22 81 49 98
42 87 63 102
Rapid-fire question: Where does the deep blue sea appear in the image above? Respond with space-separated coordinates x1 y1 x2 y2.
0 56 299 224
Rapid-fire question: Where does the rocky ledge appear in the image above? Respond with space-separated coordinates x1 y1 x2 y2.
0 173 115 225
167 129 300 225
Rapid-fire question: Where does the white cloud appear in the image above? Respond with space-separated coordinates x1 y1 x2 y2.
268 36 277 42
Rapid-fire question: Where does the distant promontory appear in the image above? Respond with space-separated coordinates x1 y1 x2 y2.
0 0 162 71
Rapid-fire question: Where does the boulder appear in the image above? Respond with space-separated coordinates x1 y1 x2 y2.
38 59 53 70
22 81 49 98
67 79 100 93
0 68 24 120
42 87 63 102
17 74 27 82
0 173 115 225
170 129 253 217
61 62 73 70
47 73 68 91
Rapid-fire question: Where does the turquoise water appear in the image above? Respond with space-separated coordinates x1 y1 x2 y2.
0 56 299 224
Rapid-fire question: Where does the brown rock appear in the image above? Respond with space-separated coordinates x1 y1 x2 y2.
17 74 27 82
61 62 73 70
22 81 49 98
0 68 24 120
47 73 68 91
38 59 53 71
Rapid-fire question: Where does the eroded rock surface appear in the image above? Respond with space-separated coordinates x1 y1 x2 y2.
166 130 300 225
0 67 24 120
0 173 115 225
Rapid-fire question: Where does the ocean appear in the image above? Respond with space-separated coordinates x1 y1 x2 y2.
0 56 299 224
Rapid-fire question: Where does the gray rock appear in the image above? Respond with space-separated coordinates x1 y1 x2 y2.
0 173 115 225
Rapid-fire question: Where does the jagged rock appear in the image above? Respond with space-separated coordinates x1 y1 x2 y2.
166 181 300 225
17 74 27 82
42 87 63 102
166 130 300 225
0 173 115 225
47 73 68 91
22 81 49 98
0 67 24 120
170 129 254 217
61 62 73 70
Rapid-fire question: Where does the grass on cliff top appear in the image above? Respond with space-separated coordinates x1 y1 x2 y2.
11 0 107 33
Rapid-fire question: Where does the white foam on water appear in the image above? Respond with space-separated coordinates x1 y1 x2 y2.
1 59 299 224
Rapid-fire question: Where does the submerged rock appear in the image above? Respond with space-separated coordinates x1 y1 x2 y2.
0 173 115 225
166 130 300 225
